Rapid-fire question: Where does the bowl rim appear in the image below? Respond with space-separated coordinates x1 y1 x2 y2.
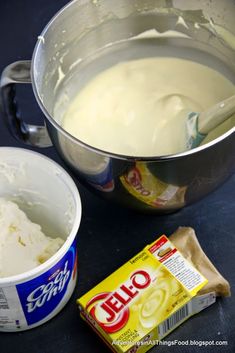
31 0 235 161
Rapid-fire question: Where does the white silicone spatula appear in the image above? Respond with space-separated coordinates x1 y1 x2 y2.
186 94 235 149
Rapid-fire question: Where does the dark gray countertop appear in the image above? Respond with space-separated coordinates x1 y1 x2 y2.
0 1 234 352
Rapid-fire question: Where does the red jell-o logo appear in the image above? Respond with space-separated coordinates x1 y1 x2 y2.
125 168 151 196
86 270 151 333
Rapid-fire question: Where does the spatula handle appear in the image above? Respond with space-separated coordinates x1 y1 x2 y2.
198 94 235 134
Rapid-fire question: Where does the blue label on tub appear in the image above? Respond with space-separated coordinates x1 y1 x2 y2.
16 239 77 326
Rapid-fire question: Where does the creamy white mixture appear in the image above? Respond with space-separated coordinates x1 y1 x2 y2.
0 198 64 278
62 58 235 156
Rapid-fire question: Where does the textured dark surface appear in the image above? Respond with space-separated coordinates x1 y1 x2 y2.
0 1 234 353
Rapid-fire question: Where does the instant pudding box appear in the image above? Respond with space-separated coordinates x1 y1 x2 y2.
77 235 211 353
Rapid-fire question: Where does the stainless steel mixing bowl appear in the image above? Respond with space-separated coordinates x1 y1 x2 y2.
1 0 235 212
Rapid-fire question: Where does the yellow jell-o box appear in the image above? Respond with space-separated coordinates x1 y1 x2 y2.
77 235 208 353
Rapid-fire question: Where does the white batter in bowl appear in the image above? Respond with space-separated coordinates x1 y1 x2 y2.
62 57 235 156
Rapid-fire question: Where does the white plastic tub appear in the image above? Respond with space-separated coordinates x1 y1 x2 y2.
0 147 82 331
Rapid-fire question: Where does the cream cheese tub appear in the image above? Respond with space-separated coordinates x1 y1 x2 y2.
0 147 82 331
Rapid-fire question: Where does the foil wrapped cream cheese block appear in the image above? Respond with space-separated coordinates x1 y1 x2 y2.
0 198 64 278
169 227 230 297
78 235 208 353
